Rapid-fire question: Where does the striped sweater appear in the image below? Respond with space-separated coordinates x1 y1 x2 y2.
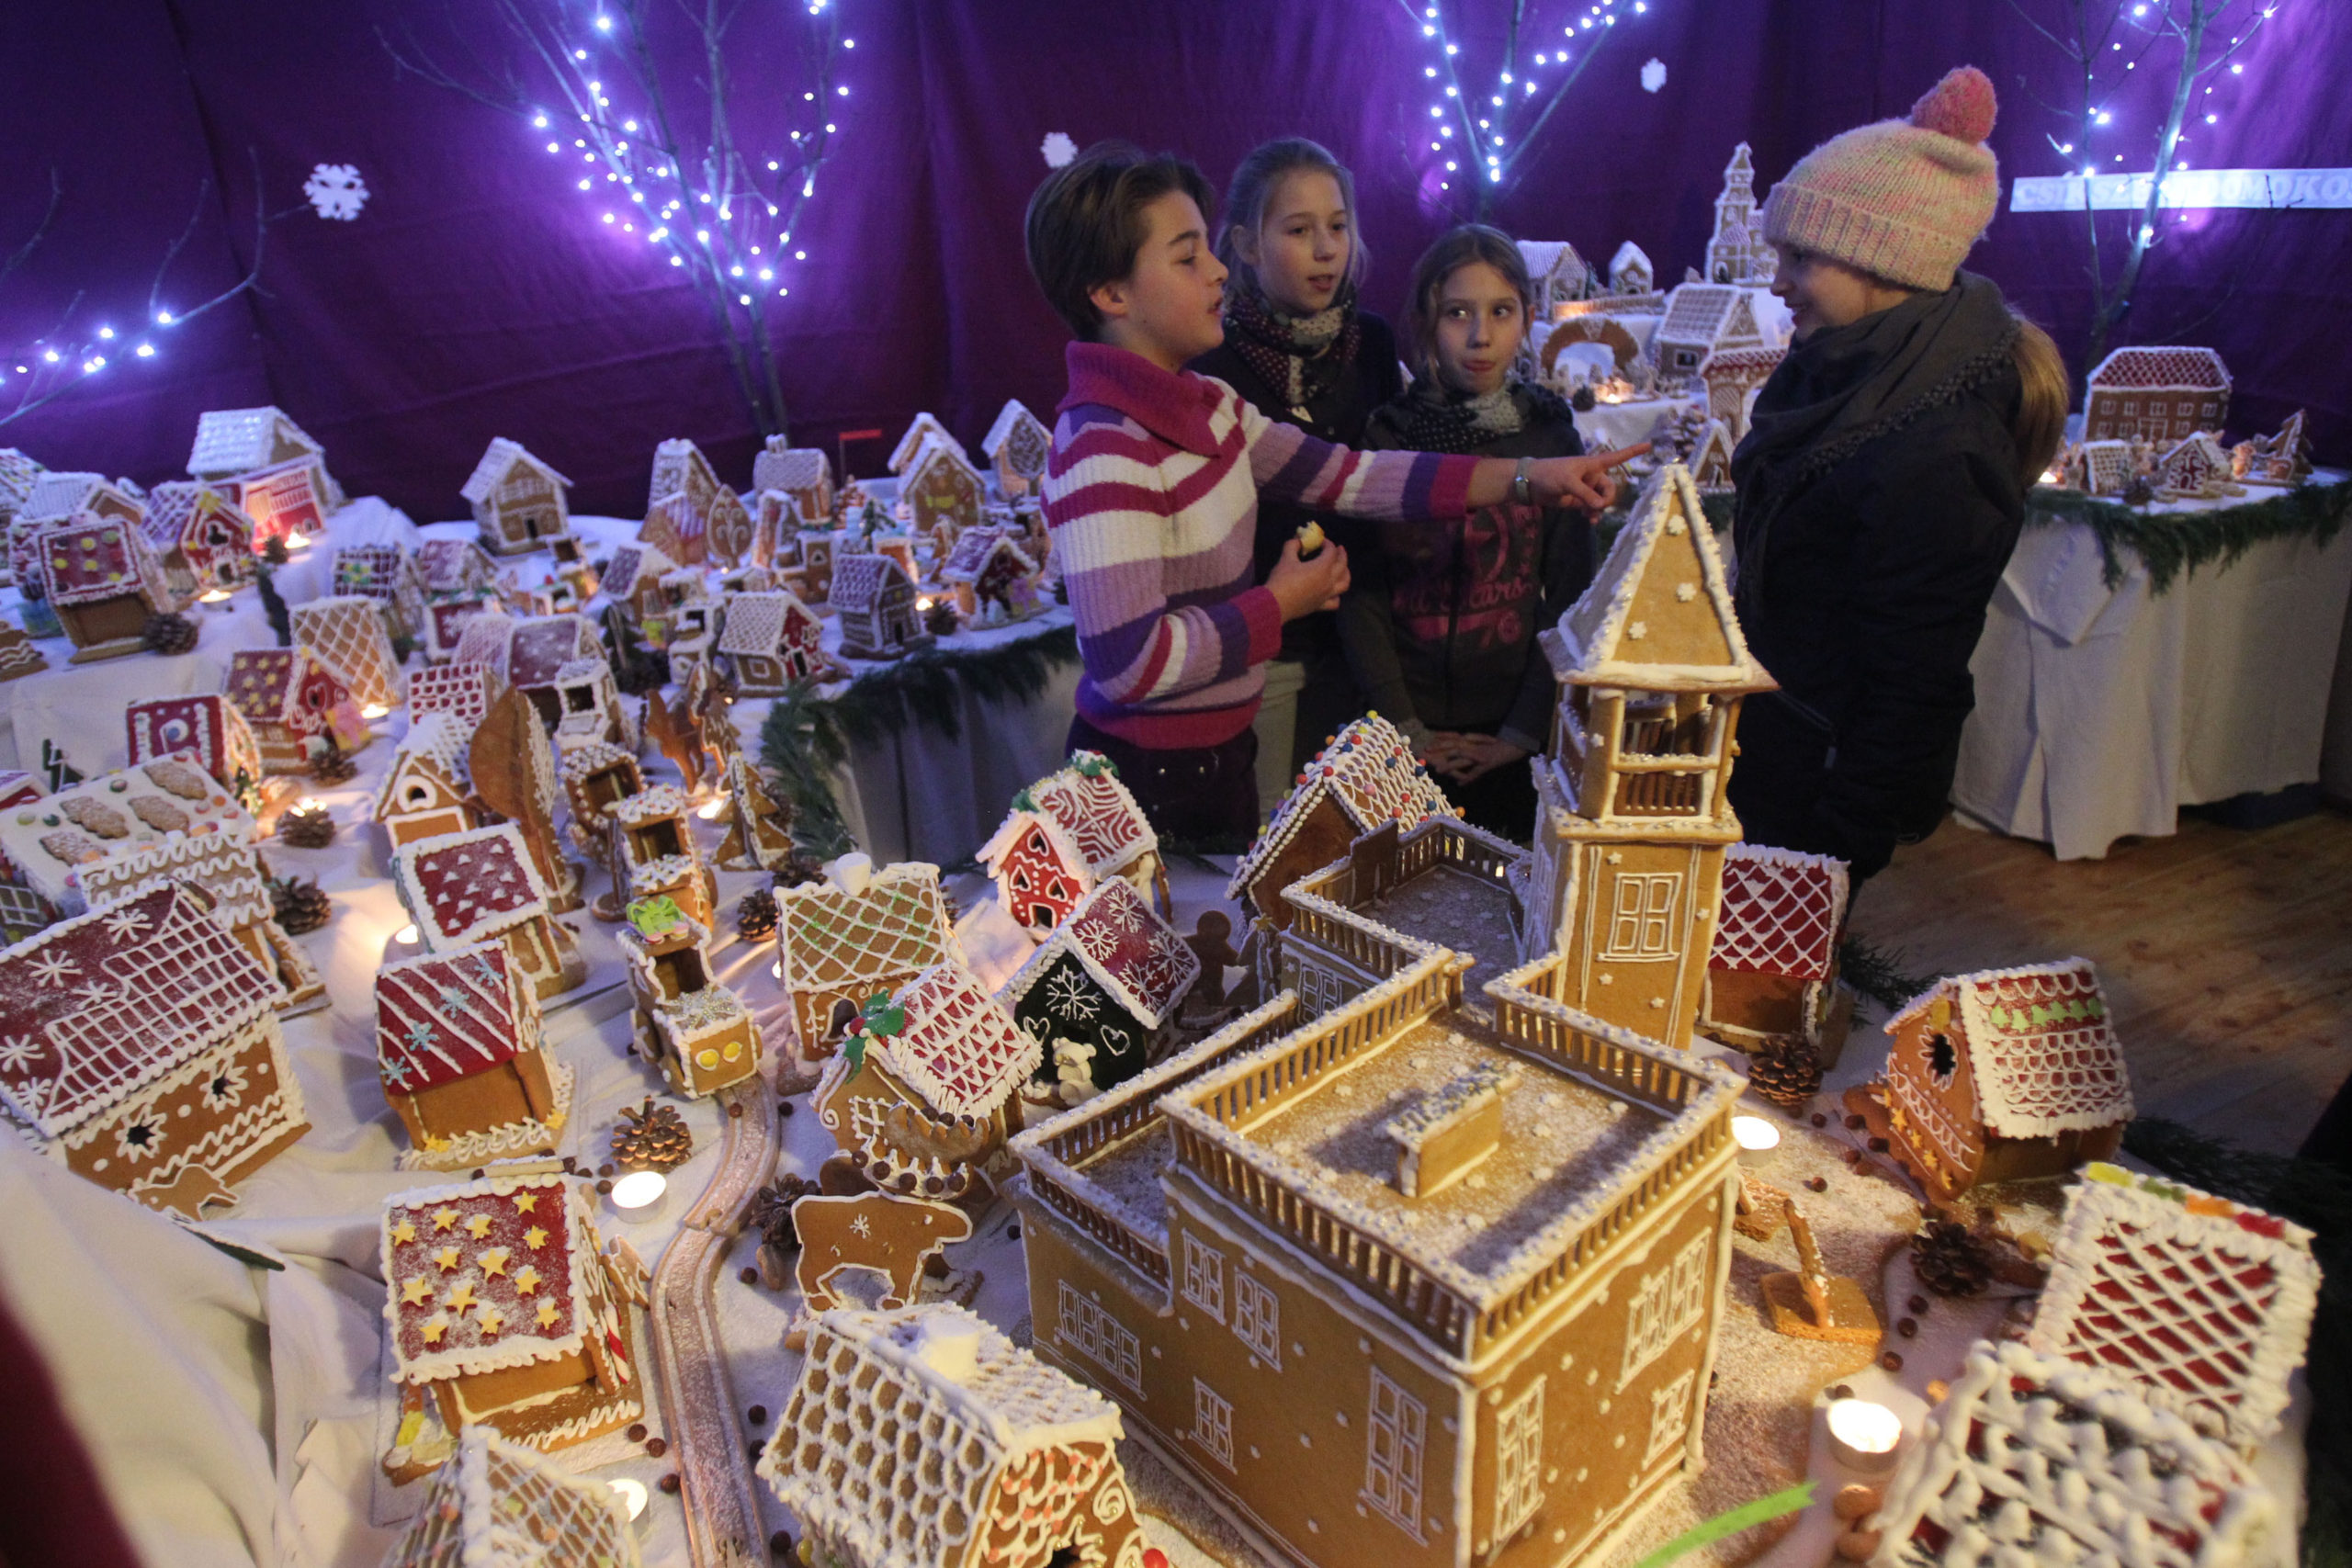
1044 342 1478 749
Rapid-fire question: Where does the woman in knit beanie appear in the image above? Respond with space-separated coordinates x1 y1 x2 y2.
1726 66 2068 884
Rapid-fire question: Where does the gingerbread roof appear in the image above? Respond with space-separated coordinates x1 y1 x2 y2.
1228 715 1456 898
649 437 715 497
509 615 599 688
874 963 1040 1120
2158 432 2232 479
1548 463 1769 692
142 480 254 557
0 884 280 1139
0 449 40 512
1711 843 1848 979
759 1304 1123 1568
20 471 132 525
383 1426 639 1568
902 434 984 492
406 663 504 731
225 647 344 729
379 1172 600 1384
1005 877 1197 1030
830 551 911 614
330 542 413 604
940 525 1012 581
1889 958 2133 1139
0 750 260 909
1698 344 1786 381
460 437 571 505
1016 754 1155 882
608 784 693 830
2086 345 2230 392
395 824 552 948
78 827 272 932
188 406 322 478
124 694 253 780
715 589 820 658
752 446 830 494
451 612 518 676
1609 241 1652 284
38 515 164 607
1654 284 1758 352
376 942 539 1096
888 413 963 474
414 537 498 595
2026 1166 2319 1450
1516 239 1588 292
777 861 953 993
1867 1339 2274 1568
600 543 674 603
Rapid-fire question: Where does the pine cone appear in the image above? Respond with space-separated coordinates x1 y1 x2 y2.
309 744 357 786
1745 1034 1824 1112
746 1173 820 1252
775 852 826 890
141 612 200 657
277 801 336 849
1912 1220 1994 1297
269 874 332 935
611 1097 694 1173
922 597 960 637
735 887 780 942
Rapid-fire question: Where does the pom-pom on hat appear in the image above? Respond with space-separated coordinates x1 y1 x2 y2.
1760 66 2001 292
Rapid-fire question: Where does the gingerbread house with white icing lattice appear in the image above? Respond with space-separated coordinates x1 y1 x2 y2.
0 750 262 916
776 853 955 1059
832 550 930 660
2025 1164 2319 1453
379 1171 643 1481
394 824 585 999
417 536 501 600
383 1425 640 1568
1869 957 2132 1202
1698 842 1850 1057
1227 714 1457 931
998 875 1198 1100
76 818 327 1014
713 588 824 697
376 940 571 1170
291 593 402 712
752 443 835 533
1647 284 1766 387
331 541 426 639
979 750 1166 936
0 882 307 1218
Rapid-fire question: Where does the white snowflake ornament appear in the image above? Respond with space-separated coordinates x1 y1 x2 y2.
1641 59 1668 94
305 163 369 221
1041 132 1079 169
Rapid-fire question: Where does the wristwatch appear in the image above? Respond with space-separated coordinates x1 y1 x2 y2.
1511 457 1532 506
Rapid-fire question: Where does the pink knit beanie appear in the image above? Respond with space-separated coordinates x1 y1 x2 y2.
1760 67 2001 292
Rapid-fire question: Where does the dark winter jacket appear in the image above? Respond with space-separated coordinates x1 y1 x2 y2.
1346 382 1593 751
1727 274 2027 880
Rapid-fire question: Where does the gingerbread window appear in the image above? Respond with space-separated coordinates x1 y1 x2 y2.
1602 873 1682 961
1182 1233 1225 1322
1494 1376 1545 1540
1646 1368 1696 1462
1363 1368 1426 1538
1619 1234 1709 1387
1191 1380 1234 1471
1056 1281 1141 1392
1231 1271 1280 1367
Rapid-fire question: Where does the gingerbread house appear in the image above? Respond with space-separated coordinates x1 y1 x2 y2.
76 818 327 1013
980 400 1052 500
978 751 1166 935
888 413 964 475
2084 345 2231 445
1698 843 1849 1056
710 589 824 697
2025 1165 2319 1454
1696 345 1783 442
548 657 635 755
143 481 255 599
0 448 43 533
1520 465 1775 1051
703 483 755 569
598 544 677 624
1609 241 1654 295
1705 142 1770 284
0 750 257 906
291 593 403 711
331 541 426 638
661 595 719 686
711 755 796 874
2233 409 2312 486
374 713 479 848
1689 418 1736 495
378 1172 643 1470
1874 958 2132 1201
394 824 585 999
1227 714 1457 930
125 694 264 808
407 662 505 732
461 438 573 556
617 902 758 1097
0 882 307 1217
231 455 335 549
776 854 956 1057
759 1304 1147 1568
383 1426 641 1568
812 960 1039 1176
833 551 929 659
377 940 571 1170
2073 437 2138 497
752 443 835 527
225 647 368 773
2155 431 2236 497
1648 284 1766 385
417 537 500 600
644 437 718 565
1861 1340 2277 1568
558 741 644 849
947 533 1039 624
901 436 988 540
791 529 839 605
35 513 174 661
1519 240 1591 317
187 406 323 481
605 785 717 930
460 614 604 728
1012 946 1746 1568
999 876 1198 1100
422 595 500 664
468 687 577 915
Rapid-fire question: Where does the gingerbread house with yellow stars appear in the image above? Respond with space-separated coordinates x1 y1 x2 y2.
379 1171 643 1482
1011 945 1745 1568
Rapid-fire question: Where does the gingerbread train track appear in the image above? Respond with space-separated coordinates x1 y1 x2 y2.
647 1076 779 1567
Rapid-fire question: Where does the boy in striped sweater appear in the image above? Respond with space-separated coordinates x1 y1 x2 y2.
1024 142 1638 838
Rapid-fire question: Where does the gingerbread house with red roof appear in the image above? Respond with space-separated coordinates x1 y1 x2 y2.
394 824 585 999
1871 957 2133 1201
2025 1166 2319 1453
2084 345 2231 445
125 694 264 809
0 882 306 1217
35 513 175 661
597 543 675 624
1699 842 1851 1055
457 614 603 729
142 481 255 599
225 647 368 773
417 537 500 599
999 876 1199 1100
407 662 506 733
978 751 1165 936
422 594 501 664
231 455 334 549
377 940 571 1170
776 854 956 1058
713 589 824 698
1227 715 1457 929
378 1171 643 1480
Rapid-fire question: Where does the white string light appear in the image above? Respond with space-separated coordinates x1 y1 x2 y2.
1405 0 1655 203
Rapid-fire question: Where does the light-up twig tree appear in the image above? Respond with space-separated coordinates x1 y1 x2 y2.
1395 0 1657 220
383 0 849 441
2007 0 2278 377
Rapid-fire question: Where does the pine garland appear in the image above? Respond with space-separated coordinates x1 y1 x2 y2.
1838 932 1933 1017
2023 477 2352 595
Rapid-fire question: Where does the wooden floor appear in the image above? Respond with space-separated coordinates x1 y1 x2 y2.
1853 805 2352 1154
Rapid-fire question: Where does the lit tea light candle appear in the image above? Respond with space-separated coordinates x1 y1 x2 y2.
609 1169 669 1221
608 1477 649 1522
1826 1398 1903 1475
696 796 727 819
285 532 310 550
199 588 232 604
393 923 421 945
1732 1114 1781 1166
360 703 390 720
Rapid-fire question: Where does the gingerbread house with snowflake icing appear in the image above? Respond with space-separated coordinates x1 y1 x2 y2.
2025 1166 2319 1453
813 960 1040 1181
776 854 955 1059
383 1425 641 1568
377 940 571 1170
1698 843 1850 1057
1012 944 1746 1568
1228 715 1458 931
979 752 1166 937
999 876 1198 1100
760 1303 1147 1568
379 1171 643 1477
394 824 584 999
1874 957 2132 1202
0 882 306 1218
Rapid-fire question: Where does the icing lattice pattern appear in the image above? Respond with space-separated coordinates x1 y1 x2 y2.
2087 345 2230 391
1895 959 2133 1139
878 963 1040 1121
1026 761 1155 882
382 1425 637 1568
778 863 952 991
1711 843 1847 978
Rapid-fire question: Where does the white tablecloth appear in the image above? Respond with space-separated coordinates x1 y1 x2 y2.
1952 479 2352 860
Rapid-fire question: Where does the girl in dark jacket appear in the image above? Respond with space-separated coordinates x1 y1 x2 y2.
1190 138 1402 777
1350 225 1624 839
1729 67 2067 882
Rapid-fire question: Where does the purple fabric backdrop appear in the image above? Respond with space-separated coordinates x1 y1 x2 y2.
6 0 2347 519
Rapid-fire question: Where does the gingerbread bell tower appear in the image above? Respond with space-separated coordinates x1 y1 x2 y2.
1519 463 1775 1049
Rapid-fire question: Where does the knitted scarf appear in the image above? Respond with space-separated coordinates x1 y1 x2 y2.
1385 377 1578 457
1223 277 1363 413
